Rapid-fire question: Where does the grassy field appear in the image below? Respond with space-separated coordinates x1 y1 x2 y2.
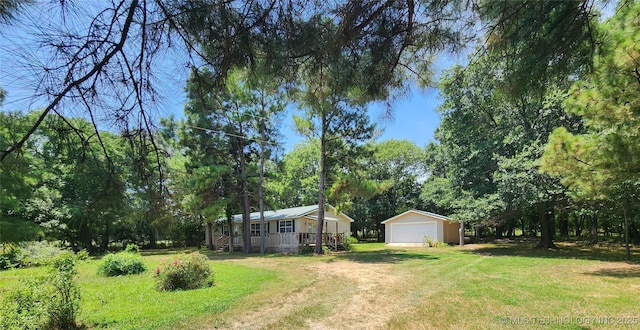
1 242 639 329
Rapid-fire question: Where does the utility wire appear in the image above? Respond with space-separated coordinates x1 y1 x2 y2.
183 124 280 146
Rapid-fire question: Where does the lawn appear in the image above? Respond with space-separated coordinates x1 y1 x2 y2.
1 243 638 329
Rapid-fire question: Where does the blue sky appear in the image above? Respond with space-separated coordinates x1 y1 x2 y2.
1 72 448 156
1 60 451 155
280 85 443 152
0 3 461 154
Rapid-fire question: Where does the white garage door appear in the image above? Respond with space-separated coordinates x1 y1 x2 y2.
391 222 437 243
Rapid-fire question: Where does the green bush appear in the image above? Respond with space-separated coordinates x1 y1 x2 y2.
155 252 214 291
75 249 90 261
1 242 69 270
0 252 81 330
98 252 147 277
48 252 81 329
1 277 49 330
298 245 314 254
423 236 449 248
124 243 140 254
344 236 359 251
0 245 22 270
18 241 66 267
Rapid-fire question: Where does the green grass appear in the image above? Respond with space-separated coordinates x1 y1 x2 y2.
375 243 639 329
0 251 278 330
1 243 638 329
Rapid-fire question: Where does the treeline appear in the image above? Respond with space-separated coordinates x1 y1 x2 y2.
1 0 638 256
0 106 425 251
420 1 640 254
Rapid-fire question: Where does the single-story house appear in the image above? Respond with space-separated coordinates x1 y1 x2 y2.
207 204 354 252
382 210 461 246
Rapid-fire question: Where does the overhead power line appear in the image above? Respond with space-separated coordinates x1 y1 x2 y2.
183 124 280 146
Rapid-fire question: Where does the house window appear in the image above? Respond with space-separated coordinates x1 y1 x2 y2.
278 220 294 233
250 223 264 236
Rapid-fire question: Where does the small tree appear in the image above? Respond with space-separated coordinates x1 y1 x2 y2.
1 252 81 329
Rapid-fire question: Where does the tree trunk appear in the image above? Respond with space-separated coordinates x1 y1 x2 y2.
206 222 214 250
101 216 110 251
537 204 557 249
506 216 515 237
146 211 157 249
623 202 630 262
259 115 266 255
238 123 252 254
79 218 93 251
196 215 203 250
576 214 583 237
630 221 640 244
495 224 504 238
589 212 598 245
559 206 569 238
314 115 327 254
225 209 234 252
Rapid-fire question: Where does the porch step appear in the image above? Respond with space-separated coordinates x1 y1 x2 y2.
325 242 347 251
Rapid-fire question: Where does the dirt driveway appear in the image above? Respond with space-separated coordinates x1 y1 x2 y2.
200 255 417 330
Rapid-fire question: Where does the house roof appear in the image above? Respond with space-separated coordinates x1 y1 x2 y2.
381 210 455 224
222 204 355 223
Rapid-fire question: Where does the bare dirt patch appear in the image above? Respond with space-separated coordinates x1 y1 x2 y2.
304 261 405 330
206 257 410 330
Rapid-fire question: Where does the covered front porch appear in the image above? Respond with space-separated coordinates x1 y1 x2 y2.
206 204 355 253
212 232 347 253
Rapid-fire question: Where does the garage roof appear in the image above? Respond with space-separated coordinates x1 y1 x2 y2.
381 210 454 224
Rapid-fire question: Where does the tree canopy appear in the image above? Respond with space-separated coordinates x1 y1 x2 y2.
1 0 635 258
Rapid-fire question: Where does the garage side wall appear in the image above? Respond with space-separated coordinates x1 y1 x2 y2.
443 221 460 244
385 222 391 244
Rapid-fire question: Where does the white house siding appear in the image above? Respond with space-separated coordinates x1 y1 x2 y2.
305 207 353 235
209 204 354 252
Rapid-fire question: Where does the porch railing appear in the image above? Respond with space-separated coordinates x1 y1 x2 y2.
218 232 347 251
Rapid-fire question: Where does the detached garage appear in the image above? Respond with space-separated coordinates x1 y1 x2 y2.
382 210 461 246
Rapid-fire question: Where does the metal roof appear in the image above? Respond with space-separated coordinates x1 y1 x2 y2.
220 204 356 223
381 210 455 224
226 205 319 223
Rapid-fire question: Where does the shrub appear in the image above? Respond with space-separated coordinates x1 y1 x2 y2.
98 252 147 277
124 243 140 254
75 249 90 261
1 276 49 330
0 244 22 270
155 252 214 291
0 252 81 330
48 252 81 329
423 236 449 248
298 245 314 254
1 242 69 270
344 236 359 251
18 241 66 267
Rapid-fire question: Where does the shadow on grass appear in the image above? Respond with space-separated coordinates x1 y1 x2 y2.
333 249 439 264
463 239 638 264
584 267 640 278
140 247 441 264
141 248 201 256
